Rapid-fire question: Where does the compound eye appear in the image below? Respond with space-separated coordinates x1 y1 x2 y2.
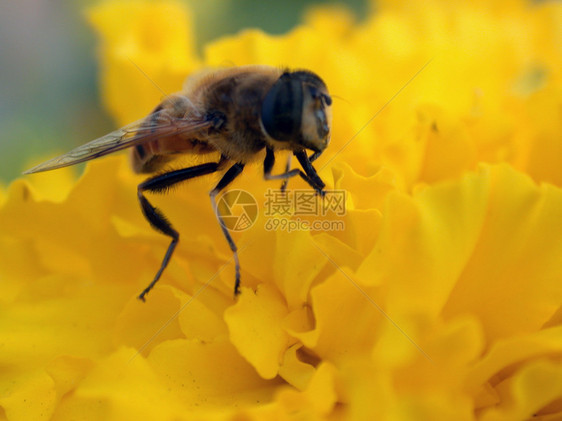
261 75 303 142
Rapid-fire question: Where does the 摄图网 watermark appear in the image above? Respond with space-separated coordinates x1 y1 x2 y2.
217 189 346 232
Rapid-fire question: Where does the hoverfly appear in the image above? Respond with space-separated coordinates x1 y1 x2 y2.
24 65 332 301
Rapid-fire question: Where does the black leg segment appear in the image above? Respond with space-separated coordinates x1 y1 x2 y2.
263 147 300 182
308 150 323 163
210 162 245 296
263 147 325 195
137 162 220 301
280 155 292 192
294 149 325 194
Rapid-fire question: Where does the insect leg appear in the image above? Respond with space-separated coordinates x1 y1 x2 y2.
280 154 292 192
209 163 245 296
263 147 324 194
294 149 325 194
280 149 320 191
308 150 323 163
137 162 220 301
263 147 300 181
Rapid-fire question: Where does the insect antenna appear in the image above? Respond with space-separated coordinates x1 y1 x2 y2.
329 94 351 106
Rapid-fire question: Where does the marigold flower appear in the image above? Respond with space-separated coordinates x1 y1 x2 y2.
1 0 561 420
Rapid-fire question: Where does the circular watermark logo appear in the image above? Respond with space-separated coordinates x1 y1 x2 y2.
217 189 258 231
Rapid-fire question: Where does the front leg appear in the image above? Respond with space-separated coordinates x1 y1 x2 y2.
263 147 325 194
294 149 325 194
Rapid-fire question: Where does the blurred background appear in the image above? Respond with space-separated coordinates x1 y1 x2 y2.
0 0 367 182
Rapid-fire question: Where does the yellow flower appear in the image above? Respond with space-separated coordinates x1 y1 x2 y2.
88 0 199 125
2 0 562 420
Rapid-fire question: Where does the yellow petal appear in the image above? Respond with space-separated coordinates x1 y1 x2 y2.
442 165 562 341
356 165 491 317
467 326 562 398
519 86 562 187
45 356 93 403
112 286 185 356
480 360 562 421
297 269 383 363
388 315 484 394
416 104 477 184
224 283 289 379
278 344 316 391
0 370 56 421
87 0 199 125
148 338 280 411
331 163 397 211
53 347 186 421
274 229 328 309
276 362 338 417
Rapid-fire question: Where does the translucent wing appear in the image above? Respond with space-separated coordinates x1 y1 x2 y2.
23 110 213 174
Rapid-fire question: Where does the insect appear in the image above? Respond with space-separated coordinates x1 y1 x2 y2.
24 65 332 301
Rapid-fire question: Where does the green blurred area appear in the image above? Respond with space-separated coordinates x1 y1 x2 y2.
0 0 367 183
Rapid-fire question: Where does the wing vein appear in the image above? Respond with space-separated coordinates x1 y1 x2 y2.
24 111 211 174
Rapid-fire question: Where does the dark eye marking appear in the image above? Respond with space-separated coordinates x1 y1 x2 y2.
261 75 303 141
